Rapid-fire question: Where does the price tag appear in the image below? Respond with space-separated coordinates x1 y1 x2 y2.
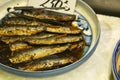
28 0 76 14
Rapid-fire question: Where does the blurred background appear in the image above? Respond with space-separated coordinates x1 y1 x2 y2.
83 0 120 17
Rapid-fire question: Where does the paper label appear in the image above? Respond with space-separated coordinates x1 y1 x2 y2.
28 0 76 14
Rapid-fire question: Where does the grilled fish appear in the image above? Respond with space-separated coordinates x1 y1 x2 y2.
2 17 72 26
25 34 83 45
10 12 70 26
1 16 82 34
10 40 85 53
9 44 70 64
1 32 56 44
0 26 45 36
19 55 74 71
9 42 32 52
2 17 52 26
22 9 76 21
69 41 85 50
46 26 82 34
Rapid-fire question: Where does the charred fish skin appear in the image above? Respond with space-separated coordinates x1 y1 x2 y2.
1 32 56 44
0 26 45 36
46 26 82 34
25 34 83 45
1 37 23 44
23 9 76 21
2 17 72 26
9 42 32 52
19 55 74 71
69 41 85 51
9 44 70 64
1 19 82 34
2 17 52 26
10 12 70 26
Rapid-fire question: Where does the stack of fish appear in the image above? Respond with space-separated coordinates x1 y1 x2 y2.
0 7 86 71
